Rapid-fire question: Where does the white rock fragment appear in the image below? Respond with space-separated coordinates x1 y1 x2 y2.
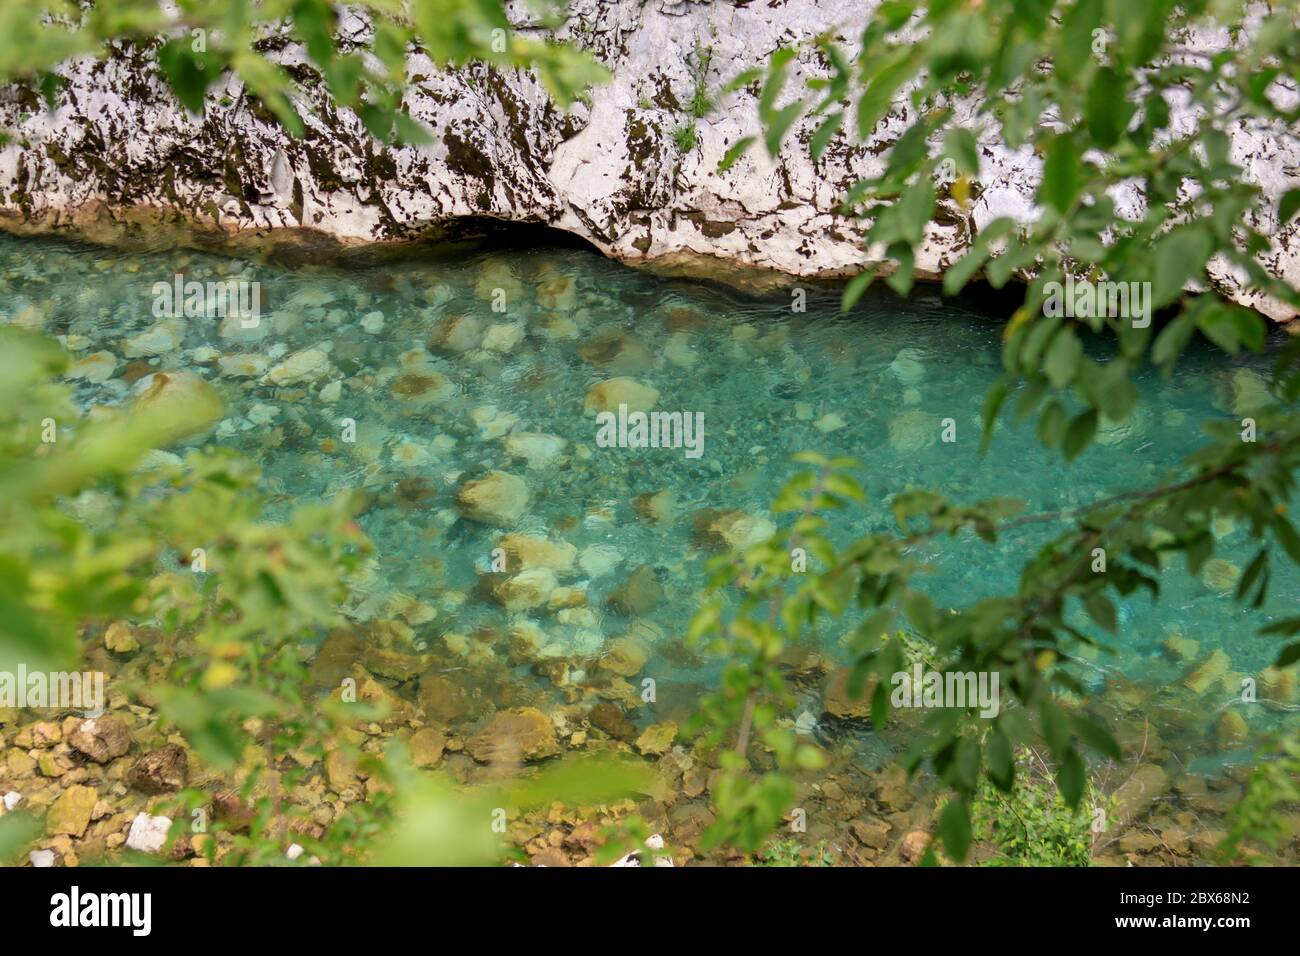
3 791 21 811
125 812 172 853
262 347 332 386
123 318 183 357
66 350 118 383
579 544 623 578
217 353 270 378
247 403 280 425
481 321 525 353
504 432 567 469
610 833 673 867
360 310 385 334
30 849 56 867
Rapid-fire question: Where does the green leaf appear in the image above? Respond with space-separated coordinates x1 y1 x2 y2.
945 127 980 175
938 797 972 861
1279 188 1300 224
1062 408 1098 461
809 111 844 161
841 267 877 311
1056 747 1086 808
1151 227 1212 310
764 100 805 157
1071 715 1121 760
1043 327 1082 388
986 728 1014 791
1277 643 1300 668
1039 699 1069 758
718 136 756 173
1039 134 1083 214
1085 67 1132 148
1083 592 1117 634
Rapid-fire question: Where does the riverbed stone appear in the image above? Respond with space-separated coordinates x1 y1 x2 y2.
129 744 188 793
409 727 447 768
466 708 559 763
262 347 332 386
1111 764 1169 827
492 568 558 611
47 785 98 836
498 534 577 575
68 716 131 764
598 636 650 677
583 377 660 415
503 432 567 469
456 471 530 526
635 721 677 756
67 350 118 382
1183 650 1230 695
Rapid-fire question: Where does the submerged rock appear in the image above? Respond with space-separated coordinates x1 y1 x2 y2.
584 377 660 415
1183 650 1230 694
606 566 664 616
262 347 333 386
456 471 530 526
1199 558 1241 593
635 722 677 756
68 716 131 764
633 490 677 526
67 350 118 382
1111 764 1169 827
466 707 559 763
504 432 567 469
131 371 223 437
598 636 650 677
129 744 188 793
693 509 775 552
417 673 474 723
498 533 577 575
428 314 483 353
888 410 938 453
47 785 98 837
217 353 270 378
1217 710 1249 749
587 702 637 742
409 727 447 768
492 568 558 611
123 318 184 357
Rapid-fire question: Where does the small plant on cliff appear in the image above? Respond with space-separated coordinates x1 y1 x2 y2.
673 122 699 152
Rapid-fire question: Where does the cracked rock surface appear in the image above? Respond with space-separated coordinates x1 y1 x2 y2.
0 0 1296 316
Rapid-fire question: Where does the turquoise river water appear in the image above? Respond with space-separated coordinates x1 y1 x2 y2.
2 234 1295 777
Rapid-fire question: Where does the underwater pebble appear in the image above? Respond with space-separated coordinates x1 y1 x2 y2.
124 318 184 357
503 432 567 468
66 351 118 383
584 377 660 415
814 412 846 433
482 321 525 353
263 347 332 386
579 544 623 578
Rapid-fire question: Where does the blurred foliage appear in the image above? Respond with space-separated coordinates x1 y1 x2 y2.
1219 732 1300 862
702 0 1300 861
0 328 650 865
0 0 608 143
